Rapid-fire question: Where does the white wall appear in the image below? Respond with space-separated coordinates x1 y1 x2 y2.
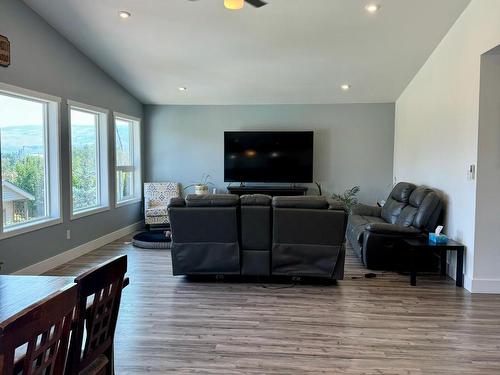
394 0 500 292
145 104 395 205
474 48 500 292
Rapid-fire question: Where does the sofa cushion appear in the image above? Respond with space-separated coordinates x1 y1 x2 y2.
381 198 406 224
272 196 328 209
240 194 272 206
381 182 416 224
396 187 431 227
395 205 418 227
413 191 442 230
185 194 239 207
348 214 385 245
389 182 416 202
146 206 168 217
409 187 432 207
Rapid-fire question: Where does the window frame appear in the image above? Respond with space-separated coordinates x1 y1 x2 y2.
113 112 142 208
0 82 62 240
68 100 110 220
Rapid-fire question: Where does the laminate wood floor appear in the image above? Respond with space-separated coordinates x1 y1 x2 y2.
45 235 500 374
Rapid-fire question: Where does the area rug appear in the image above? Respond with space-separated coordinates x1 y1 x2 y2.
132 230 171 249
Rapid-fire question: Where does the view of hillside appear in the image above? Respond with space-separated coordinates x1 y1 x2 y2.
1 121 130 227
1 124 98 154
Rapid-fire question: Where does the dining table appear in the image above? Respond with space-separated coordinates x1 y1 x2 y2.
0 275 75 332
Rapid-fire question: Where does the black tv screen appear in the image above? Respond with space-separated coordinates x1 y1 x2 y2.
224 131 314 183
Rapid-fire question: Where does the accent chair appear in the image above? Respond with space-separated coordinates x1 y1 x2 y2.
144 182 180 230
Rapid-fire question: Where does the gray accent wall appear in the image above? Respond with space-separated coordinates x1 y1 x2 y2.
145 104 395 204
0 0 143 273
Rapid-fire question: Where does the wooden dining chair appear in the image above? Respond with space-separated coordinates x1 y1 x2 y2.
0 284 77 375
65 255 127 375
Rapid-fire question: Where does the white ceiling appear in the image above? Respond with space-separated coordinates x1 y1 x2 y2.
23 0 470 105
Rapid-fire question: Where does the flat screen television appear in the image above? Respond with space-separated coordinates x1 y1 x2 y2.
224 131 314 183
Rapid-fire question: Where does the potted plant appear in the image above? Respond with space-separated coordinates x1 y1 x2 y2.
332 186 360 213
184 173 214 196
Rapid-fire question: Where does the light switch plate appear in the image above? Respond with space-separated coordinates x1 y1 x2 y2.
467 164 476 181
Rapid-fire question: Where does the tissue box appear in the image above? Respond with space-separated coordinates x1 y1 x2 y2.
429 233 448 244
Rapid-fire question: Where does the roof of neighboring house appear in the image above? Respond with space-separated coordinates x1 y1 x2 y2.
1 180 35 202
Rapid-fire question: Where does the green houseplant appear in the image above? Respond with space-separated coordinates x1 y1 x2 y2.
332 186 360 213
184 173 214 195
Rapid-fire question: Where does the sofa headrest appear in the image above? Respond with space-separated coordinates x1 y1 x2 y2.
272 196 329 209
413 191 442 230
409 187 433 207
240 194 272 206
390 182 416 203
185 194 239 207
167 197 185 208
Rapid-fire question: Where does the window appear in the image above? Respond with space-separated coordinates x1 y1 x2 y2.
69 101 109 219
114 113 141 206
0 83 61 238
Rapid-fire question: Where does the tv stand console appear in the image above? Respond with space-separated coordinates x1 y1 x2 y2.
227 185 308 197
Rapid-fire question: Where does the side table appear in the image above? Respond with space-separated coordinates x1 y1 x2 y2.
403 237 465 287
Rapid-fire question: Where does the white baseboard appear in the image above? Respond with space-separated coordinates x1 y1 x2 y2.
446 260 500 293
467 277 500 294
13 221 143 275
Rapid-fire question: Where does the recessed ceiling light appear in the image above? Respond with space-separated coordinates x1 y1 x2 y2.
119 11 131 19
365 4 380 13
178 87 187 91
341 84 351 91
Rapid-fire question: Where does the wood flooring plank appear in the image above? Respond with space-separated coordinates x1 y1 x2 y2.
44 234 500 374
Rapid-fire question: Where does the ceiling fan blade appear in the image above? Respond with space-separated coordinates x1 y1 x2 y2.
245 0 267 7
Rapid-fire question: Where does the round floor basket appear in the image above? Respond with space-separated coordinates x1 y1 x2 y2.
132 230 172 249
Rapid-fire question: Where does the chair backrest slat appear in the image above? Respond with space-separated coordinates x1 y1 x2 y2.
0 284 77 375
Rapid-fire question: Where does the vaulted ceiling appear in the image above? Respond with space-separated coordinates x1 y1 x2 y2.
23 0 470 104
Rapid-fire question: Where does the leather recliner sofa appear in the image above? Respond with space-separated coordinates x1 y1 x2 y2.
346 182 443 270
168 194 348 279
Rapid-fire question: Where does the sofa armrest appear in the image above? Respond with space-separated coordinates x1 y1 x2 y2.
365 223 420 235
351 203 382 217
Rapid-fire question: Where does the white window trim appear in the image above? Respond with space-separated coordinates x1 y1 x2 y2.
113 112 142 208
0 82 61 104
114 112 141 123
0 82 62 240
68 100 110 220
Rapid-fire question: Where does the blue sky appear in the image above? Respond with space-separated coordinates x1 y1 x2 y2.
0 94 43 127
0 94 95 127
